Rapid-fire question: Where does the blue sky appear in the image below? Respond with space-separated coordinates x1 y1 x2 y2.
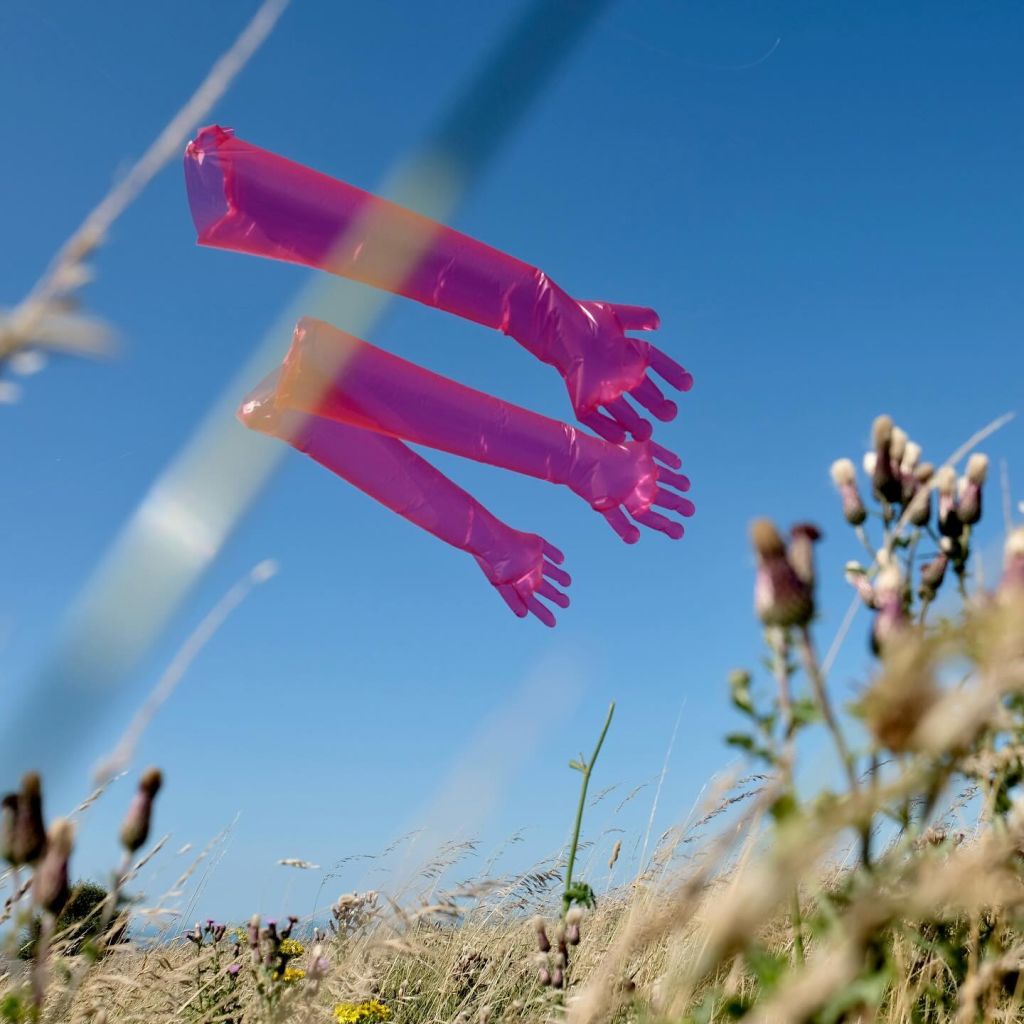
1 0 1022 924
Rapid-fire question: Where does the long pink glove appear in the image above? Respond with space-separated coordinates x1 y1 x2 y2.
238 373 572 626
273 318 694 544
184 125 693 444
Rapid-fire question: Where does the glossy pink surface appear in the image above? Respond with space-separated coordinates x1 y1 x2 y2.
185 125 693 442
238 373 571 626
275 318 694 543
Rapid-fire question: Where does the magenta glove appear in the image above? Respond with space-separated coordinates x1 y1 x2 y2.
274 318 694 543
184 125 693 443
238 373 572 626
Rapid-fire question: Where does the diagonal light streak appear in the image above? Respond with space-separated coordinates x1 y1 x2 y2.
1 0 611 781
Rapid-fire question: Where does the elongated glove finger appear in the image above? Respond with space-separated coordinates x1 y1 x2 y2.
538 579 570 609
646 343 694 392
632 508 685 539
605 396 652 441
601 507 641 544
527 595 557 628
581 409 627 444
543 559 572 588
542 539 565 564
631 376 678 421
497 583 529 618
657 466 691 492
648 440 683 470
609 303 660 331
654 488 696 516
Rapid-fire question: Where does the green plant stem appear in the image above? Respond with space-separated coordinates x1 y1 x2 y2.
796 626 873 870
855 525 876 560
563 701 614 917
796 627 856 792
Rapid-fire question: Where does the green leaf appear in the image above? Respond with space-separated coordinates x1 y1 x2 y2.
564 880 596 910
790 697 821 728
744 943 789 991
725 731 756 752
728 670 755 716
769 790 799 824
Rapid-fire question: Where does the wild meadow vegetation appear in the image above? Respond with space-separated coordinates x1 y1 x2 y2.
2 411 1024 1023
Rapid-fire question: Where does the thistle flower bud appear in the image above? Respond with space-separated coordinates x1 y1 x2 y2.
901 442 922 477
532 916 551 953
788 523 822 589
907 463 934 527
12 772 47 867
871 564 909 656
1 793 16 867
862 451 877 477
871 415 902 504
999 528 1024 599
247 914 260 949
227 963 242 978
119 767 162 855
33 818 73 916
844 562 876 608
751 519 814 628
566 907 582 946
308 943 330 980
889 426 908 465
918 553 949 602
935 467 961 538
957 453 988 526
830 459 867 526
538 966 552 987
186 922 203 944
551 967 564 989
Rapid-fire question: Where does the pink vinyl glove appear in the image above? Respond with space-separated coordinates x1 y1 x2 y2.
184 125 693 443
274 318 695 543
239 373 571 626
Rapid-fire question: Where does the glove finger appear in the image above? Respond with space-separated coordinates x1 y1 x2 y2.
581 409 627 444
631 376 677 421
654 488 696 516
601 507 641 544
632 508 685 539
526 595 557 628
646 343 694 392
648 440 683 470
542 539 565 564
657 466 691 492
609 303 660 331
605 396 652 441
543 559 572 588
538 579 570 608
496 583 529 618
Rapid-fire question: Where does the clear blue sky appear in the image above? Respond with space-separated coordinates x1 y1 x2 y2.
1 0 1021 924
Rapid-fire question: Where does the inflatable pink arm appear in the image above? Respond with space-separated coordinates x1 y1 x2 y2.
238 374 571 626
274 318 694 544
184 126 693 443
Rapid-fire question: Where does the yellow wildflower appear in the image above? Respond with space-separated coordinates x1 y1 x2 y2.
279 937 305 957
283 966 305 983
333 999 392 1023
